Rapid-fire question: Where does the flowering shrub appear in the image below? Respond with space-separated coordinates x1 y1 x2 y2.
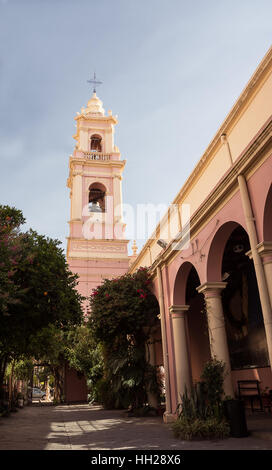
88 268 161 409
89 268 159 342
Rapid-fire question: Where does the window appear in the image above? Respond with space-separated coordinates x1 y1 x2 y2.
88 182 106 212
90 134 102 152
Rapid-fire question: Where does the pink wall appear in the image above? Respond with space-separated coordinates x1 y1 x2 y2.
187 294 211 384
64 364 88 404
246 154 272 242
231 367 272 395
159 152 272 413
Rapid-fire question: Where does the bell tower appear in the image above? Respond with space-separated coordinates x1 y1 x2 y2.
67 89 130 315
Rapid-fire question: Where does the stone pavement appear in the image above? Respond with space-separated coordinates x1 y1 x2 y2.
0 403 272 450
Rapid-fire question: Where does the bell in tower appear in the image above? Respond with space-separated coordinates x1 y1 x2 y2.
88 201 102 213
88 184 106 212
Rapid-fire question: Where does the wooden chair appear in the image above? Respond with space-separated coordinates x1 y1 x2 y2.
237 380 263 412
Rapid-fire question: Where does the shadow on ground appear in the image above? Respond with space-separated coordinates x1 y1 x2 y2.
0 404 272 450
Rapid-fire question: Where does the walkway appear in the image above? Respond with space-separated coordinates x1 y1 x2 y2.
0 404 272 450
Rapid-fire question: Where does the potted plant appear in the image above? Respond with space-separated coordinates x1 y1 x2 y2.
16 392 24 408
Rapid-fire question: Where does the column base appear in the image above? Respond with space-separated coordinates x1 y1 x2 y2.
163 412 177 423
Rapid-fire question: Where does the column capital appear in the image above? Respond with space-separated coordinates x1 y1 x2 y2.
113 173 122 180
247 242 272 264
169 305 190 317
196 282 227 298
72 170 83 177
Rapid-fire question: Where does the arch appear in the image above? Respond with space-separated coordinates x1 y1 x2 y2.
88 182 106 212
206 221 245 282
90 134 102 152
173 261 200 305
185 265 211 382
218 225 268 370
172 261 210 384
263 184 272 241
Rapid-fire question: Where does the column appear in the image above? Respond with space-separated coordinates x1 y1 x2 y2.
156 267 172 422
79 129 88 151
71 172 82 220
238 174 272 370
196 282 234 398
169 305 192 402
105 126 114 153
145 332 159 409
113 174 123 222
256 242 272 309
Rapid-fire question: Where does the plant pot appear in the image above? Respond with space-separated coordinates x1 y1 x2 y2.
224 399 248 438
18 398 24 408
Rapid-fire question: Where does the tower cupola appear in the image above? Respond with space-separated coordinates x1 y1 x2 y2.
84 92 105 116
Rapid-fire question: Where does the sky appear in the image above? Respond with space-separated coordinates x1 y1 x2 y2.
0 0 271 255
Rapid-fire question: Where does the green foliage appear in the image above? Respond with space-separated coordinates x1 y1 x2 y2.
0 206 26 318
88 267 161 410
172 416 230 440
0 206 84 364
89 268 158 343
65 326 103 378
94 377 130 410
13 359 34 381
0 205 25 230
65 325 104 403
176 383 209 421
173 359 230 440
0 205 84 402
201 358 226 413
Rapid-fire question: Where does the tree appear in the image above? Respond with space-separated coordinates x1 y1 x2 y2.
88 268 161 410
65 325 103 379
0 206 26 391
64 325 104 402
0 205 84 396
0 205 26 318
0 229 83 356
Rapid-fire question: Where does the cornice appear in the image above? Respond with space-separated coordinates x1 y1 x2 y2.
187 119 272 238
67 255 130 262
69 157 126 170
75 114 118 125
66 236 130 244
130 117 272 275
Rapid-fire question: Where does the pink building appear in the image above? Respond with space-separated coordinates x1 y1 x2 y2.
129 46 272 421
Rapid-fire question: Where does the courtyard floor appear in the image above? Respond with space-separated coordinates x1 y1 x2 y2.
0 403 271 451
